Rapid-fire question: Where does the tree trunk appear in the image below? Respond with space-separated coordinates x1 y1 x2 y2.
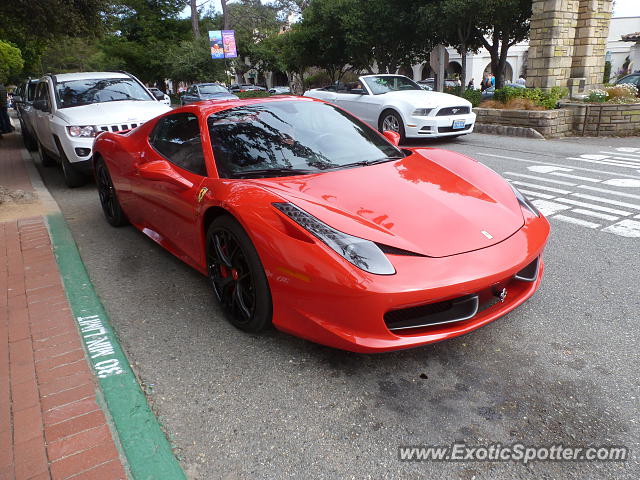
221 0 230 30
189 0 200 39
457 26 467 91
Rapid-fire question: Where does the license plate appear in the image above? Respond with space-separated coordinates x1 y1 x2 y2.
452 119 465 129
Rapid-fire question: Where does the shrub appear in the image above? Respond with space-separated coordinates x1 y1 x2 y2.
504 98 545 110
606 83 638 100
478 100 504 109
491 85 567 110
586 89 607 103
461 88 482 107
303 71 332 89
584 84 639 104
236 90 271 99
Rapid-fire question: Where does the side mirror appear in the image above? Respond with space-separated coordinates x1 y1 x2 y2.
137 160 193 189
349 88 366 95
33 99 50 112
152 90 165 101
383 130 401 147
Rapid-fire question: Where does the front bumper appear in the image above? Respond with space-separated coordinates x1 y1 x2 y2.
59 135 95 165
405 112 476 138
268 213 549 353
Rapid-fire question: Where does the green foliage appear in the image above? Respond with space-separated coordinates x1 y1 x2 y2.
40 36 106 73
164 36 226 84
603 61 612 84
303 71 332 89
0 40 24 83
462 89 482 107
586 90 607 103
492 86 568 110
236 90 272 99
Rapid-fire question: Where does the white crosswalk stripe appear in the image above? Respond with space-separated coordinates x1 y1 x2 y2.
509 180 571 195
570 208 619 221
550 172 601 182
479 149 640 238
553 198 632 216
504 172 576 186
553 215 601 229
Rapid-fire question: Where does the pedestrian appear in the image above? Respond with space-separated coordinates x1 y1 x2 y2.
0 81 11 137
516 75 526 86
490 74 495 88
467 78 474 90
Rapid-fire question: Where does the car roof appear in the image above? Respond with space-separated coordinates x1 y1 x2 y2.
52 72 130 82
176 95 319 117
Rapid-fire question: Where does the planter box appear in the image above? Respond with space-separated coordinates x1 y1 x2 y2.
473 102 640 138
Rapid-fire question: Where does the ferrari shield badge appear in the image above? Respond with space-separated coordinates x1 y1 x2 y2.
497 288 508 303
197 187 208 203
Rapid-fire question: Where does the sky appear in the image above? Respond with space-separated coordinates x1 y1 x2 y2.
184 0 637 19
613 0 638 17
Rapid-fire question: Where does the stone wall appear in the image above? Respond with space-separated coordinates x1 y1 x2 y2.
474 103 640 138
527 0 613 92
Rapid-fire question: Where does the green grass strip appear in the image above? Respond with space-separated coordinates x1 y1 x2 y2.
46 212 186 480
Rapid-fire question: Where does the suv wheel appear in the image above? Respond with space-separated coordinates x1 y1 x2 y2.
55 140 86 188
37 140 57 167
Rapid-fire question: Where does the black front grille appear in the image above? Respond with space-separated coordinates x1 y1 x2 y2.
384 294 479 331
438 124 472 133
437 106 470 116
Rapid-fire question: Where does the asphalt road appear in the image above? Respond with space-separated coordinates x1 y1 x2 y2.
30 131 639 479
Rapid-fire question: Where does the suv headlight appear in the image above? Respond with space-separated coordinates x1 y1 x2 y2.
273 202 396 275
412 108 434 117
511 185 540 217
67 125 100 137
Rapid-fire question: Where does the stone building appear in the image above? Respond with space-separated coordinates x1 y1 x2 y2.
527 0 614 94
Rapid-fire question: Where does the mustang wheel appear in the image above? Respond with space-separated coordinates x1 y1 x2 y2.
206 216 272 332
379 110 406 144
95 158 128 227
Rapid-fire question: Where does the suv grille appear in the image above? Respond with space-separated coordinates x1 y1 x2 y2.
98 122 141 133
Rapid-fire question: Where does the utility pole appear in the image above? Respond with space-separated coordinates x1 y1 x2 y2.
221 0 229 30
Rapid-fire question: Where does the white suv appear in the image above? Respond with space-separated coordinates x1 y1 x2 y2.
32 71 172 187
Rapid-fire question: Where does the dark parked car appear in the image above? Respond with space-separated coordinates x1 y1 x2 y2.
229 84 266 93
180 83 238 105
13 79 39 150
614 73 640 96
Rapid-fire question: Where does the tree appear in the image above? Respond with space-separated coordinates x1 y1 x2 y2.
474 0 531 88
423 0 483 90
189 0 201 38
164 36 226 83
0 41 23 83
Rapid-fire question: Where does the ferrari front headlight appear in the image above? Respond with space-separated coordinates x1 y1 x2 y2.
273 202 396 275
511 185 540 217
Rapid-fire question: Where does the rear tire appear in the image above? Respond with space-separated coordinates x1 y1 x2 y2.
206 216 272 333
20 121 37 151
95 157 129 227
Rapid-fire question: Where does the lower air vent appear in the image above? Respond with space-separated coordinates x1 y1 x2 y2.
384 294 479 331
515 257 539 282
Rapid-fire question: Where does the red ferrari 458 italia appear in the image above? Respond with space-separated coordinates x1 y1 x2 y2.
93 96 549 353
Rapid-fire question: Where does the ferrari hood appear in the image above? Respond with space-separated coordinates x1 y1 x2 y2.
256 150 524 258
55 100 172 126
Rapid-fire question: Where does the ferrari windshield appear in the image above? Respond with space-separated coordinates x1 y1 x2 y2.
55 78 153 108
199 84 229 94
362 75 422 95
207 101 403 178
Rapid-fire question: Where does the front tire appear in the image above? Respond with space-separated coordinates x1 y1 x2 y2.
95 157 129 227
57 141 87 188
37 140 57 167
206 216 272 333
379 110 406 144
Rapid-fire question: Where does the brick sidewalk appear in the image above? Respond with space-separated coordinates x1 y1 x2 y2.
1 131 128 479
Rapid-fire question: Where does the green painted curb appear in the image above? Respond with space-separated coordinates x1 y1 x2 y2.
46 213 186 480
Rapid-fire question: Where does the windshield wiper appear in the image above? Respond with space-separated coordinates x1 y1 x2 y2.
230 168 319 178
339 156 404 168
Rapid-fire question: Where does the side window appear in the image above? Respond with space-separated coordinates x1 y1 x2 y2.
35 83 50 109
149 113 207 177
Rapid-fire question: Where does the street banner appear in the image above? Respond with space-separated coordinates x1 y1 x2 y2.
209 30 224 59
222 30 238 59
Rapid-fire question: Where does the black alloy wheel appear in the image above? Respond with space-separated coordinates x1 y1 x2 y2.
95 158 128 227
206 216 272 332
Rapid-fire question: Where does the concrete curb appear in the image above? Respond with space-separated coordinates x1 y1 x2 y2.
474 123 545 139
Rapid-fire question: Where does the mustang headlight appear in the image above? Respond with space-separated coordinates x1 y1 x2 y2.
412 108 434 117
511 184 540 217
67 125 100 137
273 202 396 275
